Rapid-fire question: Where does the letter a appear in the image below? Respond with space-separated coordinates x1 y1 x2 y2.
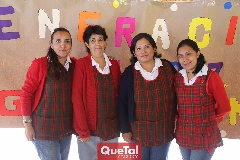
152 19 170 49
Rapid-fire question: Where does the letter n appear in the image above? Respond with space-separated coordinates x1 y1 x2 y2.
38 9 60 38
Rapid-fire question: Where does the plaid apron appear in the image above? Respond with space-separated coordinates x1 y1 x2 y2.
91 68 120 140
175 70 223 151
131 61 176 147
32 63 74 140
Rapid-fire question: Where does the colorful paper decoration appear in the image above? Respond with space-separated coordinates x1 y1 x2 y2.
113 0 120 8
230 98 240 125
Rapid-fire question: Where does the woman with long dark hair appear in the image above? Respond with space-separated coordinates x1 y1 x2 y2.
21 27 76 160
175 39 231 160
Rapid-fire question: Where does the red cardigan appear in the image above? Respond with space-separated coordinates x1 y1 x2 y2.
20 56 76 116
72 54 121 138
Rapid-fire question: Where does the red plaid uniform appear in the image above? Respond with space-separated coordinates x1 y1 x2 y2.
175 70 223 151
131 61 176 147
91 68 120 140
32 62 75 140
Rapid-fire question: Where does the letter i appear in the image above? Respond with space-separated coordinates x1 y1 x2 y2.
226 16 238 45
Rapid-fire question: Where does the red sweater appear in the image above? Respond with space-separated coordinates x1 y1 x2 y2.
72 54 121 138
20 56 76 116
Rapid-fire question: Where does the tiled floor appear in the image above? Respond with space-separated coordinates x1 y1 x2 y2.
0 128 239 160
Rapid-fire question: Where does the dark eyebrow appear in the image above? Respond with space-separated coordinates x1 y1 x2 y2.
177 52 185 55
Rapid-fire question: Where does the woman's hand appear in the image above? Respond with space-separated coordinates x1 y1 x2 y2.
122 132 132 142
24 123 35 141
80 136 90 142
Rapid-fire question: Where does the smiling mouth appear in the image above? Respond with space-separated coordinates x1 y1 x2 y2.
184 62 191 66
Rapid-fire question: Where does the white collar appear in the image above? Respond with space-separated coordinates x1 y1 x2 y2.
64 56 72 65
91 53 112 67
63 56 72 71
135 58 163 73
179 65 208 85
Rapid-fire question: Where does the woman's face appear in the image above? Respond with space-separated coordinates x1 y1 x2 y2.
85 34 107 59
177 45 200 73
134 38 155 64
51 31 72 60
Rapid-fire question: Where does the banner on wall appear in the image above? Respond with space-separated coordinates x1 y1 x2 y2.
0 0 240 139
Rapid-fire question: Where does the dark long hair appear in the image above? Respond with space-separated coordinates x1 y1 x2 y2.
129 33 161 64
83 25 108 53
47 27 72 79
177 39 206 75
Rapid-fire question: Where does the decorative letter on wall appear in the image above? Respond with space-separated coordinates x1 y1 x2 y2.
0 6 20 40
188 17 212 49
226 16 238 45
78 11 100 42
208 62 223 74
0 90 21 116
230 98 240 125
152 19 170 50
38 9 60 38
115 17 135 47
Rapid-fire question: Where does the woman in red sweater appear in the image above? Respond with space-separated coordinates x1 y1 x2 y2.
72 25 121 160
175 39 231 160
21 27 76 160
